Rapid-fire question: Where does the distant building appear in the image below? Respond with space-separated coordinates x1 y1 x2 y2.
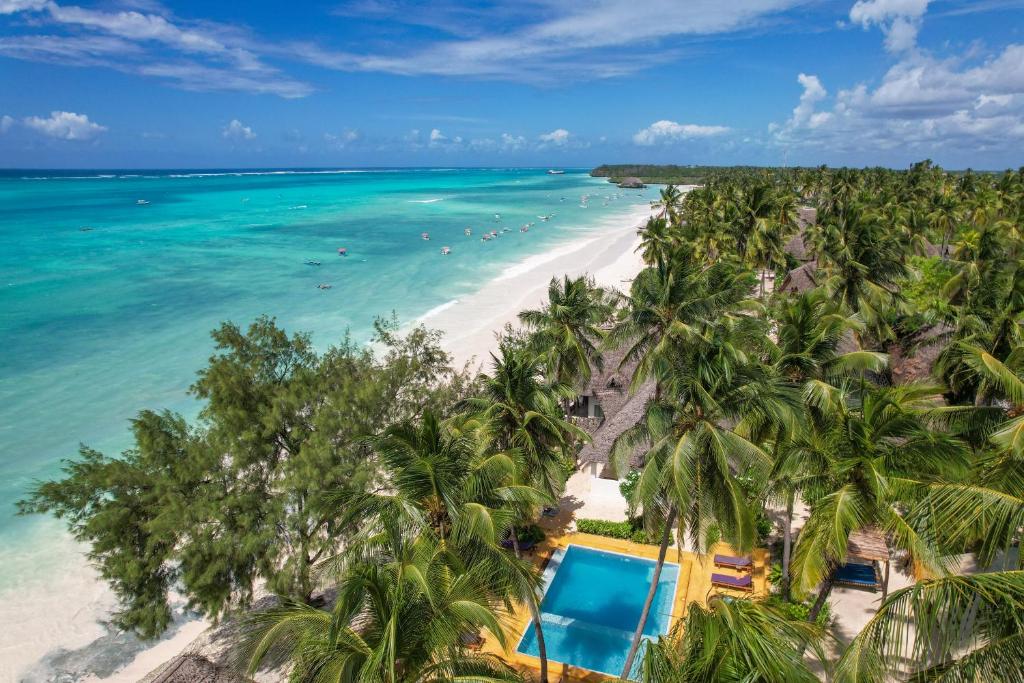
575 342 652 479
888 323 953 385
779 260 819 294
617 177 646 189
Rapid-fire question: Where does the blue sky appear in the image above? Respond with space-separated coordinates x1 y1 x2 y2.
0 0 1022 169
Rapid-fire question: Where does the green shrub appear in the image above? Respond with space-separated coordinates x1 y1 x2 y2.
765 594 832 626
577 518 650 543
518 524 546 545
619 470 641 518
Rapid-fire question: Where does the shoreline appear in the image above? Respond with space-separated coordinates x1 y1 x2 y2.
87 201 654 683
426 202 653 370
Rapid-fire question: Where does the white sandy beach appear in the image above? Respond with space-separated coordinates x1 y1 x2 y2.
426 202 653 370
72 200 655 683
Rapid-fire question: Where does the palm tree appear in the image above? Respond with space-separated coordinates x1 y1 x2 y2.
811 200 909 344
835 571 1024 682
614 319 797 678
462 343 586 683
238 529 523 683
519 275 611 406
654 184 684 224
640 596 826 683
732 183 783 264
606 253 757 398
789 384 970 622
637 216 675 266
769 290 889 597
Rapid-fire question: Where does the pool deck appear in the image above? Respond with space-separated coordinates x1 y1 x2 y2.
482 517 769 682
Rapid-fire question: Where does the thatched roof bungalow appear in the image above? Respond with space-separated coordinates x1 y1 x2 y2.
888 323 953 385
618 177 646 189
779 261 819 294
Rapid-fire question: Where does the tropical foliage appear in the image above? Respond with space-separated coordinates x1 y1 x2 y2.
23 161 1024 681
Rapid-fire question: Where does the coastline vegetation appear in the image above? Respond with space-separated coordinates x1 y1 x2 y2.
21 160 1024 682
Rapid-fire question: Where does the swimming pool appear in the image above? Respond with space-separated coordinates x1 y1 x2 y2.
516 544 680 678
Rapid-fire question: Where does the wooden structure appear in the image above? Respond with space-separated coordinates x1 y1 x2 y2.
847 526 892 600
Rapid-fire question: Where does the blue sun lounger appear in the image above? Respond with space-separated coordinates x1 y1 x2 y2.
835 562 879 589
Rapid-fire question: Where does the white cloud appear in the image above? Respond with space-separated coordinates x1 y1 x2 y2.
772 42 1024 154
222 119 255 140
0 0 46 14
429 128 447 143
289 0 806 83
0 114 13 133
632 119 730 145
0 1 313 97
22 110 106 140
500 132 526 150
324 129 359 148
849 0 930 53
538 128 571 146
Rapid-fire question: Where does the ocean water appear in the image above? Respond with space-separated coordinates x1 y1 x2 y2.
0 168 658 680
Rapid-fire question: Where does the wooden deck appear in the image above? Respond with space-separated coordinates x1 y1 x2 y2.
480 525 769 682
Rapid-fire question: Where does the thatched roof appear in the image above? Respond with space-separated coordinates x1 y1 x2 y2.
847 527 889 562
796 206 817 229
779 261 819 294
577 341 651 476
784 232 813 262
889 323 953 385
922 239 950 259
618 177 646 188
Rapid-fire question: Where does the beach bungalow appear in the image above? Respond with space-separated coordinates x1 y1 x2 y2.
888 323 953 386
838 527 892 599
778 260 819 294
574 343 652 478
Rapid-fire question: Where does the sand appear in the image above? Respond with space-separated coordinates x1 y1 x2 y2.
80 202 655 683
424 203 652 370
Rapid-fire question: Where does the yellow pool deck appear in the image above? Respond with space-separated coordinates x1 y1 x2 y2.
481 525 769 682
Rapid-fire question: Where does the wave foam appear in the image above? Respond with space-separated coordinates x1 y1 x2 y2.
416 299 460 322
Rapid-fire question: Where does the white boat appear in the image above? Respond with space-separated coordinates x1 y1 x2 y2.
421 232 430 240
464 228 472 236
440 246 451 255
136 199 149 205
547 169 564 175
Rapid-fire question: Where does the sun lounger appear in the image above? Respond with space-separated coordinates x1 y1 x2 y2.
714 554 753 571
835 562 879 589
712 572 753 591
460 631 484 651
500 537 536 551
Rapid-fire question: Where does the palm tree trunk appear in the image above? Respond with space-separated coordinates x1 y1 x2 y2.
781 492 794 601
620 505 677 680
511 529 548 683
807 570 835 624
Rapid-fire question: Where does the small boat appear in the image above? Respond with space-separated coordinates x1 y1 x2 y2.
494 214 501 220
306 260 322 266
464 228 472 236
547 169 564 175
490 230 498 237
520 226 529 233
317 283 332 290
337 247 348 256
421 232 430 240
136 199 149 205
440 246 451 255
79 226 94 232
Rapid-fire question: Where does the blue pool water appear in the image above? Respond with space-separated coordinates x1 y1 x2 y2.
517 544 680 678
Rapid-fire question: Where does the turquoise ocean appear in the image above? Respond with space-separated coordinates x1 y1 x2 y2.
0 168 658 680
